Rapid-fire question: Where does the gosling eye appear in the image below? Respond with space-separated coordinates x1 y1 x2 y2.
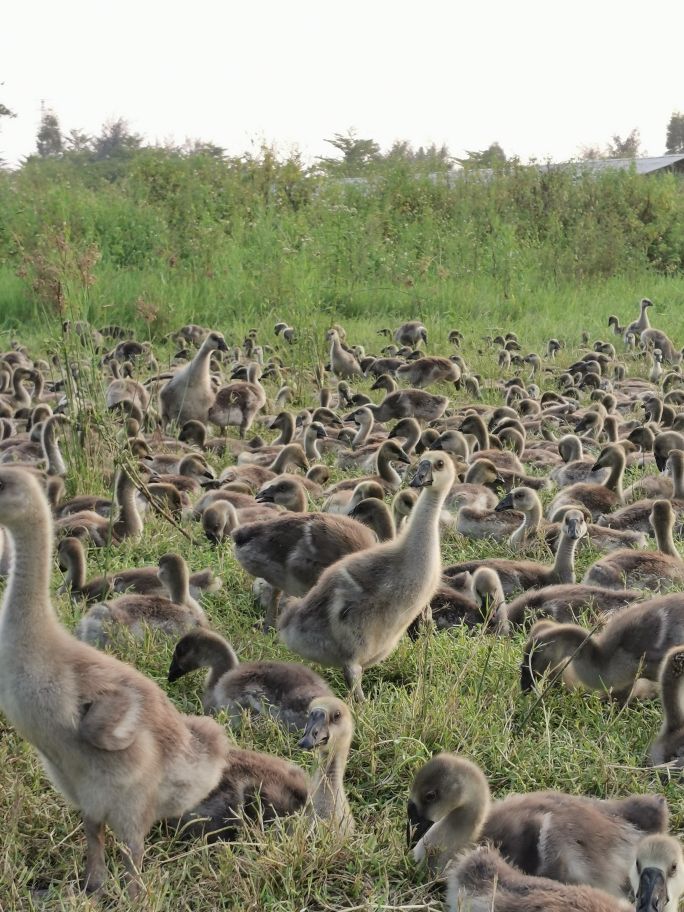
670 863 677 877
332 710 341 722
436 460 444 469
424 790 437 803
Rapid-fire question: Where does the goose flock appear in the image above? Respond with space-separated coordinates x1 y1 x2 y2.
2 302 684 907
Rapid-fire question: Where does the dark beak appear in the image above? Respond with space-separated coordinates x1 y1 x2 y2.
520 660 535 693
167 655 185 683
255 491 274 503
495 475 506 488
590 462 602 473
496 493 513 512
316 426 327 439
297 708 329 750
397 448 411 465
407 799 433 848
655 454 667 472
410 459 433 487
430 439 444 450
565 517 585 540
217 339 229 353
636 866 668 912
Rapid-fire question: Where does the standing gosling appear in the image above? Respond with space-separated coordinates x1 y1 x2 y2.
0 467 228 896
278 452 455 700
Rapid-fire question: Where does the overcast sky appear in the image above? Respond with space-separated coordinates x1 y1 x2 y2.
2 0 683 167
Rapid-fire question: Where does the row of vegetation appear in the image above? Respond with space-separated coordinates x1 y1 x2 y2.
1 123 684 340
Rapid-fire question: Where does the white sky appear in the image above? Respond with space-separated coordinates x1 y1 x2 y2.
2 0 683 167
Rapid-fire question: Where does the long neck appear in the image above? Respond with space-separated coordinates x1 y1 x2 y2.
309 737 352 825
400 483 449 568
188 341 214 382
205 639 239 691
604 456 624 497
304 429 321 461
352 416 372 447
399 421 421 454
114 473 143 538
273 414 295 446
510 500 541 548
655 517 678 558
673 464 684 500
2 506 58 635
471 417 488 450
42 421 66 476
552 532 580 583
165 567 191 604
377 450 401 488
424 790 489 859
271 446 303 474
67 545 86 590
13 373 30 408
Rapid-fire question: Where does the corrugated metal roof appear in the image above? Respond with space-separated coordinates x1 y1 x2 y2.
559 154 684 175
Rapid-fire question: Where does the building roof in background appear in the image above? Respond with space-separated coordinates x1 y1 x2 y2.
565 154 684 175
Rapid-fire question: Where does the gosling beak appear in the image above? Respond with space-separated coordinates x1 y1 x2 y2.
590 461 603 472
429 439 444 450
655 454 667 472
298 708 329 750
167 655 185 683
520 660 535 693
217 338 229 353
255 490 274 503
316 426 327 439
410 459 433 487
496 493 514 512
636 866 668 912
406 799 433 848
397 448 411 465
565 517 585 540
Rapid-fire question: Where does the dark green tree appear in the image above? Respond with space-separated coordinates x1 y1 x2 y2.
64 128 92 153
93 118 143 160
318 129 380 175
36 107 63 157
456 142 507 170
606 129 640 159
666 112 684 154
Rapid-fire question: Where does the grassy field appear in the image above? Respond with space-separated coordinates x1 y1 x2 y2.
1 156 684 910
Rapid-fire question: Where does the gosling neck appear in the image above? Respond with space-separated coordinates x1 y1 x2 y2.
41 419 66 477
270 445 305 475
510 498 542 548
13 372 31 409
0 500 58 636
188 338 216 380
204 636 240 691
304 428 321 461
273 413 295 446
309 734 353 827
552 531 581 583
65 542 87 590
603 453 625 498
377 448 402 490
352 412 373 448
469 416 489 451
654 516 679 559
423 782 489 863
672 463 684 501
113 471 143 539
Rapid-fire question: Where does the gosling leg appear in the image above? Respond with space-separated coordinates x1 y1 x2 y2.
263 588 282 632
83 817 106 894
344 663 365 702
121 835 144 899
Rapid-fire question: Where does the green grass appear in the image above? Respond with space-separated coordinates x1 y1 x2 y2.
2 154 684 909
1 320 683 911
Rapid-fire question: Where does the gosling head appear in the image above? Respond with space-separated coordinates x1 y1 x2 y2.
380 439 412 466
631 834 684 912
407 753 489 848
256 477 306 511
205 330 229 353
561 507 588 541
520 619 568 693
495 486 538 514
168 629 237 682
0 467 45 527
157 553 188 589
650 499 675 536
298 696 353 753
409 452 454 490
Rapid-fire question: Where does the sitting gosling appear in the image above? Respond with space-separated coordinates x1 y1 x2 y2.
168 629 332 730
278 452 455 700
0 467 228 896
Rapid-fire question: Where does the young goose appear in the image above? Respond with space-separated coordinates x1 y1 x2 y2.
279 452 455 700
444 509 587 596
54 467 143 546
160 330 228 426
168 629 332 729
630 835 684 912
521 591 684 698
387 416 422 455
430 567 508 634
322 479 385 515
503 583 642 629
547 504 648 553
459 413 525 473
368 375 449 423
408 753 667 890
327 328 362 379
201 499 281 543
448 847 633 912
396 356 460 388
298 696 355 836
77 553 208 647
444 460 501 513
0 467 228 895
584 501 684 590
218 443 309 490
105 360 150 412
348 497 395 541
208 363 267 437
547 443 626 521
454 493 526 542
549 433 610 487
623 448 684 503
233 509 377 630
255 476 310 512
324 439 411 495
388 320 428 347
496 486 544 547
151 452 215 494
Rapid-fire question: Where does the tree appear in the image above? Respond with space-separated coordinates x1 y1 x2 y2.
579 144 604 161
64 128 92 153
36 106 63 157
666 112 684 154
606 129 640 159
456 142 507 170
318 129 380 175
93 118 143 160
